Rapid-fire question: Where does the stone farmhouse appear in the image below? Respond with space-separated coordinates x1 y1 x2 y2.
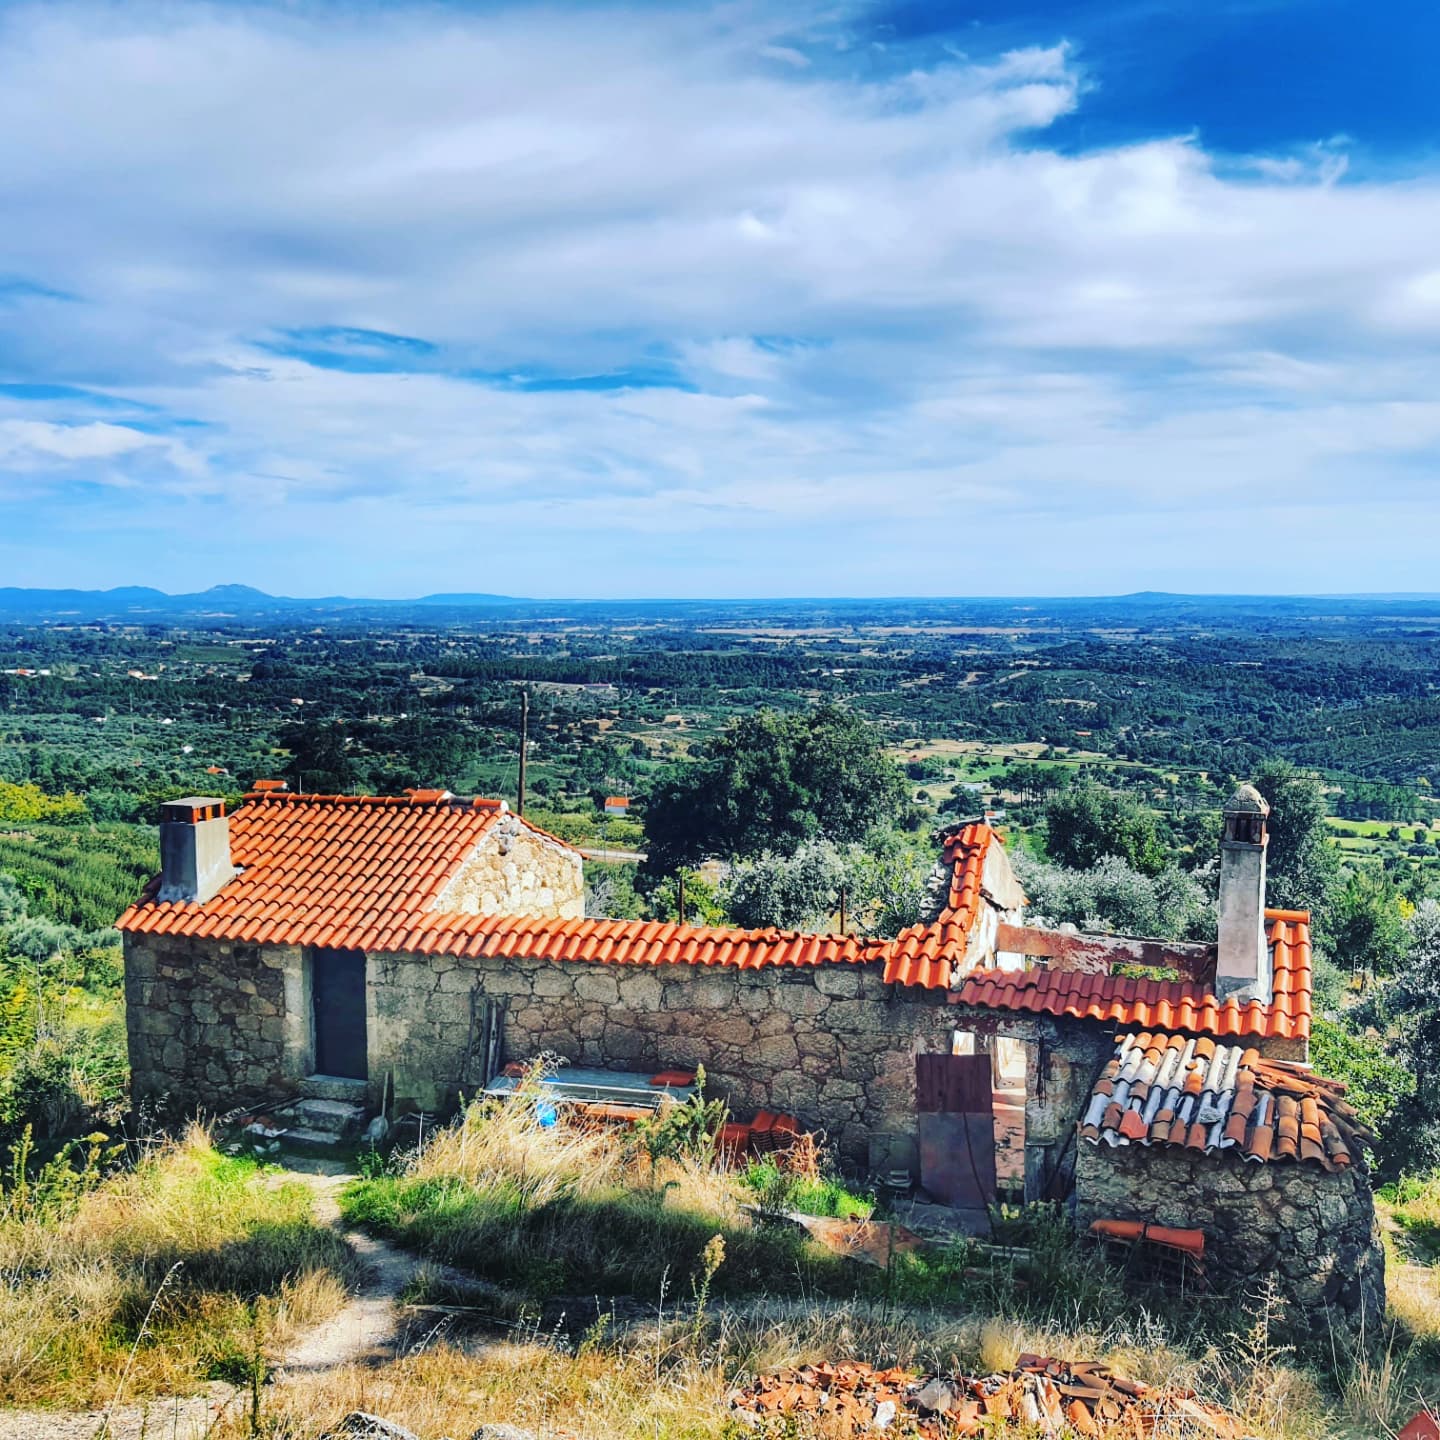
117 780 1381 1332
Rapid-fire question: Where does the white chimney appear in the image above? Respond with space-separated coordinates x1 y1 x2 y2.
1215 783 1271 1003
158 797 236 904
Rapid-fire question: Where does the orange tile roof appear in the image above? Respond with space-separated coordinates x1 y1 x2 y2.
955 912 1312 1044
116 801 1312 1053
119 789 892 969
882 822 994 990
1082 1031 1369 1170
120 791 516 951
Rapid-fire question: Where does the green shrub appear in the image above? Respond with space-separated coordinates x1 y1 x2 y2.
739 1157 873 1220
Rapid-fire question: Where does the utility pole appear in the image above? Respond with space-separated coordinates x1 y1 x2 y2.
518 689 528 818
838 885 847 937
677 869 687 925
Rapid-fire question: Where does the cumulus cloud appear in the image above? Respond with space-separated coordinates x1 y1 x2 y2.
0 1 1436 593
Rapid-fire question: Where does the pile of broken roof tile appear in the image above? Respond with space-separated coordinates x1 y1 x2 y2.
728 1355 1242 1437
1081 1031 1372 1171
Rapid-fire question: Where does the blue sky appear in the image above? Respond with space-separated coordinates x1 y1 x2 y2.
1 0 1438 598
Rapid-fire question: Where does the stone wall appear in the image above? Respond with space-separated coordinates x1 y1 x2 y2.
370 954 951 1165
124 933 311 1109
125 921 1119 1181
432 821 584 920
372 954 1115 1176
1074 1140 1384 1336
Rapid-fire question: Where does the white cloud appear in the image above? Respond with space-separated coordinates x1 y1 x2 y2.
0 419 203 478
0 2 1436 592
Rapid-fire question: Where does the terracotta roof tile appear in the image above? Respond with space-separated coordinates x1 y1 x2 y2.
119 792 989 979
882 822 994 988
1081 1031 1369 1171
955 912 1312 1044
119 791 532 954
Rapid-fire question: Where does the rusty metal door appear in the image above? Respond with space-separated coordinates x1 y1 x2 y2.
916 1054 997 1210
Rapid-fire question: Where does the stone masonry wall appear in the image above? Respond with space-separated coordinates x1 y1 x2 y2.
125 923 1119 1182
370 954 953 1166
370 955 1116 1176
1074 1140 1384 1336
432 821 584 920
124 932 311 1110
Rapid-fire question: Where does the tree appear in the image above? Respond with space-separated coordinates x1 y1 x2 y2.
1368 902 1440 1173
583 863 644 921
1043 781 1165 876
722 842 848 931
1012 851 1216 942
1250 760 1337 926
642 707 906 875
0 782 86 825
280 720 359 794
847 832 935 936
1307 1015 1413 1175
1330 868 1410 978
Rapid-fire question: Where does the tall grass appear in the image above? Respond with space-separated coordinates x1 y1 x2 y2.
0 1127 360 1407
342 1096 844 1300
330 1102 1391 1439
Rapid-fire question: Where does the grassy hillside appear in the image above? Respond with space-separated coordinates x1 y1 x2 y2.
0 1128 358 1408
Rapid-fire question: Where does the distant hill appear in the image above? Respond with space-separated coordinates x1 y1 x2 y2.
0 585 525 622
1 585 1439 626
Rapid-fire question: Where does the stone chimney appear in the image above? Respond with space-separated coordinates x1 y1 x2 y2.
1215 783 1271 1004
158 798 236 904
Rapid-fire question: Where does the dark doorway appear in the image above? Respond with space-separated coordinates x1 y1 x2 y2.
312 948 367 1079
915 1052 997 1210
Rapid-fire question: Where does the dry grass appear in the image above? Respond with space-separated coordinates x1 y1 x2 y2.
343 1095 842 1299
0 1127 360 1407
326 1100 1369 1437
206 1297 1341 1440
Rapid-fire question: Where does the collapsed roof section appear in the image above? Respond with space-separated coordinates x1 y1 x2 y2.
956 909 1312 1047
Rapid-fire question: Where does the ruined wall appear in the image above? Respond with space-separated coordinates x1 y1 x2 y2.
1074 1141 1384 1335
432 820 584 920
124 933 311 1110
948 1010 1113 1205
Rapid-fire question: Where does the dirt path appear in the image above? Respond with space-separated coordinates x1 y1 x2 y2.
277 1169 437 1375
4 1162 444 1440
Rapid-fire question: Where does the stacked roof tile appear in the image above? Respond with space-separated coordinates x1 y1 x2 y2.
1081 1031 1368 1170
955 911 1311 1044
883 822 993 990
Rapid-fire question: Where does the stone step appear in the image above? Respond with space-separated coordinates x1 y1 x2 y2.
287 1097 368 1135
279 1126 348 1149
299 1074 370 1103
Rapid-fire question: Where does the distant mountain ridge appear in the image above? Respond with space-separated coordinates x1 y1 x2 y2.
1 584 1439 625
0 584 524 621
